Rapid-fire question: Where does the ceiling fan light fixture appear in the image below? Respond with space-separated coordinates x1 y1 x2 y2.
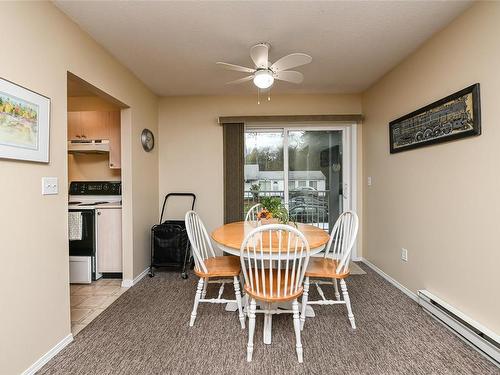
253 69 274 89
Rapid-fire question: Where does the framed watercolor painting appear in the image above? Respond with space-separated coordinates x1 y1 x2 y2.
389 84 481 153
0 77 50 163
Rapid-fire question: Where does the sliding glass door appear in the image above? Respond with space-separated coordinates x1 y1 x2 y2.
287 129 345 231
244 126 352 233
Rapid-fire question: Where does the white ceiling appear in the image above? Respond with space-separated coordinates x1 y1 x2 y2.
55 1 471 96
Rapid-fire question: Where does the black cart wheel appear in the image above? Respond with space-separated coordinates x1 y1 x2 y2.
181 272 188 279
149 268 155 277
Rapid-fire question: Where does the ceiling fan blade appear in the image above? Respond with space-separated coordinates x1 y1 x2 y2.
216 62 255 73
271 53 312 72
250 43 269 68
274 71 304 84
226 75 254 85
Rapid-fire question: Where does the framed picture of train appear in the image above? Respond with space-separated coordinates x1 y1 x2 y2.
389 83 481 153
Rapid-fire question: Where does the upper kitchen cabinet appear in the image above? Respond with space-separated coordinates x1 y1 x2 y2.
67 111 82 140
68 111 109 140
68 110 121 169
107 111 121 169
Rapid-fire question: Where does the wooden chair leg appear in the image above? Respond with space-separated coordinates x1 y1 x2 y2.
292 299 304 363
300 276 310 330
333 278 340 301
247 299 256 362
233 276 245 329
190 278 204 327
340 279 356 329
202 277 208 299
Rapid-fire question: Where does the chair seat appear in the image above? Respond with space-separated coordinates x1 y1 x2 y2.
194 256 241 278
244 269 304 302
304 257 350 279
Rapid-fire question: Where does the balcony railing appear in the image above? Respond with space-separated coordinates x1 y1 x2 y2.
244 190 331 231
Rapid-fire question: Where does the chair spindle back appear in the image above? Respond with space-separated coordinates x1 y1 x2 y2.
245 203 262 222
185 210 216 274
240 224 310 299
324 211 359 274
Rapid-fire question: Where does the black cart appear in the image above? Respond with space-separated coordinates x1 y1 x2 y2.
149 193 196 279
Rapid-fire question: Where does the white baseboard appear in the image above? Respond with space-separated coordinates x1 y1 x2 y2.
121 267 149 288
360 258 418 302
22 333 73 375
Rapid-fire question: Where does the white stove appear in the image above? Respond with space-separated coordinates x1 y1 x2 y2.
69 181 121 284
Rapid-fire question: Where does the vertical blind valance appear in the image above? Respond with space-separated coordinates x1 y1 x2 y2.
219 114 363 125
223 123 244 224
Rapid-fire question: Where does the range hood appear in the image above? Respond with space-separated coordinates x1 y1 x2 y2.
68 139 110 153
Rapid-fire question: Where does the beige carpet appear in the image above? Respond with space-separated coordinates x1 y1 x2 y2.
40 262 497 375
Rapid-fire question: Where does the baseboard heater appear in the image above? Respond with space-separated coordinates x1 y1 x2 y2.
418 290 499 365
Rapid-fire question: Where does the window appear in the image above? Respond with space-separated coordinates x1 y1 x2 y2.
259 180 271 191
244 128 350 233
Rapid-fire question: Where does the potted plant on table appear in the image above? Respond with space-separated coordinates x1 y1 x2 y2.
257 196 295 226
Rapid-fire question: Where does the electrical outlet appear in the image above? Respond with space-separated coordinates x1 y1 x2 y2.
401 248 408 262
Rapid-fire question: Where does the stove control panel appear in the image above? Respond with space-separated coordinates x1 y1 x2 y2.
69 181 121 196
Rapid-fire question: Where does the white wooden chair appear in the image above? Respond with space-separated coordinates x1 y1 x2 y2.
245 203 262 222
240 224 311 363
300 210 359 330
185 211 245 329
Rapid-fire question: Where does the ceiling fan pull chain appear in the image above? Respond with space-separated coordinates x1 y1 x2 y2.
268 87 271 102
257 87 260 105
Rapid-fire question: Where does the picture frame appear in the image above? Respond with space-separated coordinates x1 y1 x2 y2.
389 83 481 154
0 77 50 163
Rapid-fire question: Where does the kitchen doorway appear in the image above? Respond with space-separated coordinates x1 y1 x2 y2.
66 73 130 335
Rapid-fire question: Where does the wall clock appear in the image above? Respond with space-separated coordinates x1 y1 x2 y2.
141 128 155 152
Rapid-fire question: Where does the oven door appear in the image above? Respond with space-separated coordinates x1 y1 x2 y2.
69 209 95 257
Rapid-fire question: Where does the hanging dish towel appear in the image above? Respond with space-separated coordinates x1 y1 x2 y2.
68 212 83 241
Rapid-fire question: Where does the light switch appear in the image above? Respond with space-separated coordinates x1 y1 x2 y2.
367 176 372 186
42 177 58 195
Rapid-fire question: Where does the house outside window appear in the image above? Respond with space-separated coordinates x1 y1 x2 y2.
259 180 271 191
309 181 318 189
298 180 306 187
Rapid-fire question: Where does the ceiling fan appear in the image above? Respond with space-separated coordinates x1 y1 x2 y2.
217 43 312 101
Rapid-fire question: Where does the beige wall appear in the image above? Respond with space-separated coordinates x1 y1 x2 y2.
362 2 500 335
158 94 362 243
0 2 158 374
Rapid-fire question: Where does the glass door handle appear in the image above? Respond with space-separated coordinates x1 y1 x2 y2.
343 183 350 199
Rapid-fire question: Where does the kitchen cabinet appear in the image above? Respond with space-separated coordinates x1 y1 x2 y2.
67 111 82 140
96 208 122 273
68 110 121 169
68 111 108 140
108 111 121 169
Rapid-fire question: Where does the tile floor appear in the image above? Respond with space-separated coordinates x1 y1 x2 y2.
70 278 128 335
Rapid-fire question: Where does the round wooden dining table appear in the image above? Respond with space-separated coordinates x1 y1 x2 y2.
211 221 330 344
212 221 330 256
